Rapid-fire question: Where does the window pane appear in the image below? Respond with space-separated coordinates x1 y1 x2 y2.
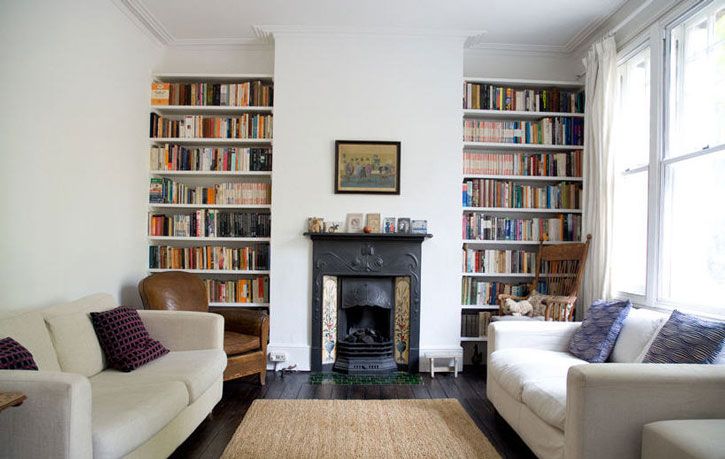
668 1 725 157
660 150 725 310
612 171 648 295
615 48 651 170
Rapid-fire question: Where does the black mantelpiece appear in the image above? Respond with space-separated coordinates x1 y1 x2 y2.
306 232 432 373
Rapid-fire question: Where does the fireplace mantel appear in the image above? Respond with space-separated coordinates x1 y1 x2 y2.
306 231 431 373
304 232 433 241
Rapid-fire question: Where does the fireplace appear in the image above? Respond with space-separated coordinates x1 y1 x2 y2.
306 232 431 373
334 277 397 374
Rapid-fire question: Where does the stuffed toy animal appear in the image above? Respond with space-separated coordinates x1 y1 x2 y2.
504 298 533 316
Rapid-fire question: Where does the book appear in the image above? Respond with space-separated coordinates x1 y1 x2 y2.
149 245 270 271
151 83 170 106
463 150 582 177
462 213 581 242
460 279 529 305
205 277 269 304
151 81 273 107
149 113 273 139
461 179 581 210
150 145 272 172
463 82 584 113
149 178 164 203
462 248 536 274
463 117 584 145
365 213 381 233
148 178 271 205
148 211 271 238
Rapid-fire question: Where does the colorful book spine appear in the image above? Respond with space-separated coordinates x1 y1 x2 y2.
462 249 536 274
148 179 271 205
463 117 584 145
462 213 581 242
149 245 270 271
150 145 272 172
461 180 581 209
461 279 529 305
149 114 273 139
462 150 581 177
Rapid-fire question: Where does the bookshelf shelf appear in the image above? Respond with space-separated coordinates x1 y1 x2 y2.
148 236 270 242
462 239 580 245
463 207 582 213
149 268 270 275
151 138 272 146
463 109 584 119
151 105 273 115
148 74 273 309
458 77 585 358
464 142 583 151
148 203 271 209
150 170 272 177
462 174 582 182
209 302 270 308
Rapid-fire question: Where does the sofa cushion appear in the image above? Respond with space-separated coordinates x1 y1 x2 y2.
610 308 668 363
42 293 118 375
0 337 38 370
643 310 725 364
224 331 259 355
521 378 567 430
45 312 106 377
569 299 632 363
89 349 226 402
489 349 588 401
0 311 60 371
91 380 187 459
90 307 169 372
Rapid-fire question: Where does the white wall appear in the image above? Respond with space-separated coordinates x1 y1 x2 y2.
269 34 465 370
158 45 274 74
465 48 580 81
0 0 159 312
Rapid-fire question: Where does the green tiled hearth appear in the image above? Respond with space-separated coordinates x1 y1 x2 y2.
308 372 422 385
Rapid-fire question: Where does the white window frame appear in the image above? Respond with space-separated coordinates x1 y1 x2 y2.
613 0 725 318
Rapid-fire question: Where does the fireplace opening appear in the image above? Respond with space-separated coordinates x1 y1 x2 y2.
333 277 398 374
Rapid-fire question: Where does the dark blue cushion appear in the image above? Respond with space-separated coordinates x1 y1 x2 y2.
568 299 632 363
643 310 725 364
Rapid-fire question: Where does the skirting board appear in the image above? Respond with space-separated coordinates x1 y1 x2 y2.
266 344 463 372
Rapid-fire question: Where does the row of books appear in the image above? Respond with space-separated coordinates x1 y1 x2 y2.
462 180 581 209
149 178 271 205
463 151 582 177
148 211 271 238
149 245 270 271
463 248 536 274
151 81 273 107
462 214 582 242
149 114 273 139
206 278 269 304
463 83 584 113
463 118 584 146
461 279 529 305
150 145 272 172
461 312 493 338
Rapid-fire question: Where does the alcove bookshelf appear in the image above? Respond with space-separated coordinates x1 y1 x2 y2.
148 73 273 310
459 77 585 361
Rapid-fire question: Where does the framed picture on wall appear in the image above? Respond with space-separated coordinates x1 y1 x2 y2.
334 140 401 194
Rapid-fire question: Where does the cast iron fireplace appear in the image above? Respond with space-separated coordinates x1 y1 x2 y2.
306 232 431 374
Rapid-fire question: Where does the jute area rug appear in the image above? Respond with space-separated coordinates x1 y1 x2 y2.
221 399 501 458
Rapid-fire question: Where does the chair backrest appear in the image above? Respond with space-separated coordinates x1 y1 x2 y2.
138 271 209 312
532 234 591 298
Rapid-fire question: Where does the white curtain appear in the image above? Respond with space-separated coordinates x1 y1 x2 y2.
580 37 617 316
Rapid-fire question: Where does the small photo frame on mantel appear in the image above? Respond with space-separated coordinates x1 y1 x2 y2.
334 140 401 194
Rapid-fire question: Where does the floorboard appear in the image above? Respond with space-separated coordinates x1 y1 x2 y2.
172 367 536 459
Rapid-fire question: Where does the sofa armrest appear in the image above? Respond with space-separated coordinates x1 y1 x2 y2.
487 321 581 361
138 310 224 351
0 370 92 459
565 363 725 459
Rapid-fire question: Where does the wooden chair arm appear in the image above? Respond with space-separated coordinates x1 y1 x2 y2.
542 295 577 305
544 297 577 322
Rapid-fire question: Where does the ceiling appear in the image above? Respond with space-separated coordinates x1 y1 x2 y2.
120 0 628 53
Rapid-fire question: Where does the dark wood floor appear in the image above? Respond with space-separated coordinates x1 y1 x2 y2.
171 367 536 458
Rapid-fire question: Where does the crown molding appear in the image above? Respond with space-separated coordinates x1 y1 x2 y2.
254 24 484 44
466 42 568 57
562 0 629 53
112 0 173 46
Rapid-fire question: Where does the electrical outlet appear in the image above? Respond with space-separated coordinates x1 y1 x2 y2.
269 351 287 362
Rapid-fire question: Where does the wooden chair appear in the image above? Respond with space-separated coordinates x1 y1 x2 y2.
138 271 269 384
498 234 591 321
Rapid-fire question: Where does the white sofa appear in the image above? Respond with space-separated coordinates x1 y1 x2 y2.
0 293 227 459
486 309 725 459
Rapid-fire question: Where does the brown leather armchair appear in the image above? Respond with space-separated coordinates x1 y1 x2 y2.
138 271 269 384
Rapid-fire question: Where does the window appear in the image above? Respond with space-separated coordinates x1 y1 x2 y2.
661 0 725 310
611 0 725 315
612 47 651 296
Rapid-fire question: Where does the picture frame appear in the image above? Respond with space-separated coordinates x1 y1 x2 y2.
334 140 401 194
383 217 396 234
365 213 381 233
345 213 364 233
411 219 428 234
397 218 411 234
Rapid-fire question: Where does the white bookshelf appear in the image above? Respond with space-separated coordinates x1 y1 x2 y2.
459 77 586 354
148 74 273 310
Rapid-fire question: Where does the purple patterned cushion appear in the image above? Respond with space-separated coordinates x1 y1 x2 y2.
90 307 168 372
643 310 725 364
568 299 632 363
0 337 38 370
